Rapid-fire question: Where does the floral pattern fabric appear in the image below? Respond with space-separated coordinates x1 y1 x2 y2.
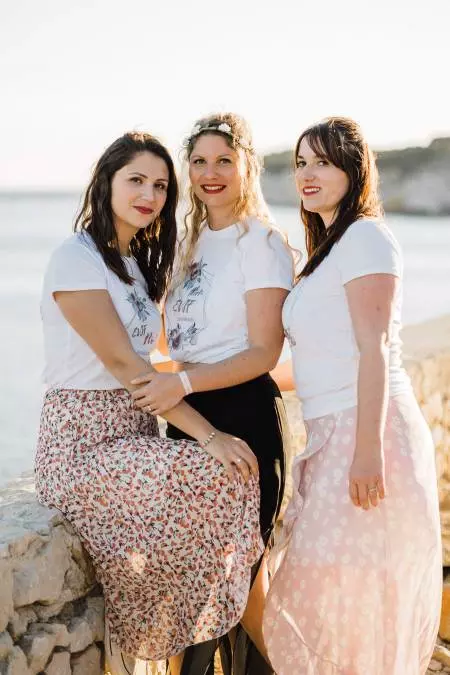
35 388 263 661
263 394 442 675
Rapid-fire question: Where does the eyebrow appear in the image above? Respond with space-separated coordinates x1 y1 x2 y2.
296 153 324 160
129 171 168 182
190 153 234 159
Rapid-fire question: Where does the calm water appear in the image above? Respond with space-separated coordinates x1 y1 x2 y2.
1 193 450 487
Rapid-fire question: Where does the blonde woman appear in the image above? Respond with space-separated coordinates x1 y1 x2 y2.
132 113 294 674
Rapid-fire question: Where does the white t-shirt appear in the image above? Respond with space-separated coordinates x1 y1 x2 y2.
164 218 294 363
283 219 411 420
41 232 161 390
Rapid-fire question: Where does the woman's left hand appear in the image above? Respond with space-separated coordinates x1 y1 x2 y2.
349 451 386 510
131 372 185 415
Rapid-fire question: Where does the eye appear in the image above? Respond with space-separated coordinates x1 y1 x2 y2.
218 158 232 164
130 176 143 184
296 159 306 168
191 158 205 165
317 159 329 166
155 183 167 192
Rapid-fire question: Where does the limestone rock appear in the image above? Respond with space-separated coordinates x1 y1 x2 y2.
36 623 70 649
33 600 66 623
0 631 14 659
0 560 14 632
429 658 444 671
12 527 71 608
71 643 102 675
20 626 58 674
5 646 30 675
86 596 105 642
44 650 71 675
68 616 94 653
64 555 95 601
8 607 37 640
434 645 450 668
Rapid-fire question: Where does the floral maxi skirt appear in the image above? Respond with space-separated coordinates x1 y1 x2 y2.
35 389 263 661
263 394 442 675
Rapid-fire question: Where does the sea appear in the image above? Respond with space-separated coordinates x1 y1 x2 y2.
1 193 450 488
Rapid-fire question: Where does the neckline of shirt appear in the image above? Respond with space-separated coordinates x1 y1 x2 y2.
203 221 243 238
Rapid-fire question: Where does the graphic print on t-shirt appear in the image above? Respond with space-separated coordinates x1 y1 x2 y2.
167 257 214 353
125 286 159 347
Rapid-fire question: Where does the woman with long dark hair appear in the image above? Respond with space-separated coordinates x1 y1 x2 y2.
131 113 294 675
35 132 263 675
263 117 442 674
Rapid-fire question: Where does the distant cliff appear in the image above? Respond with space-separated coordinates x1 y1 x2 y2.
262 137 450 215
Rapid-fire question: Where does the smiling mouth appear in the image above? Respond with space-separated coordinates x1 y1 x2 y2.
134 206 154 215
303 187 321 196
201 185 226 194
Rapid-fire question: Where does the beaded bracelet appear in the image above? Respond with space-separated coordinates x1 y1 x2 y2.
199 431 216 448
178 371 193 395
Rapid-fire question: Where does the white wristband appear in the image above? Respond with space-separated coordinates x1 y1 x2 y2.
178 371 193 396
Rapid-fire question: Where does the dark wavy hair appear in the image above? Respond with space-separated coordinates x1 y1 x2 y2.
74 132 178 302
296 117 383 279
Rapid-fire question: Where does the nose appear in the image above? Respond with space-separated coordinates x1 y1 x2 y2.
202 162 218 179
140 184 157 202
299 164 316 182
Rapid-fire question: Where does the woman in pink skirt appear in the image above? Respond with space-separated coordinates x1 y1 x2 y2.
35 132 263 675
263 117 442 674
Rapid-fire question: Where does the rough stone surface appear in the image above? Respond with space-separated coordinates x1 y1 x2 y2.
44 650 71 675
0 631 14 659
5 646 29 675
0 560 14 632
71 643 102 675
68 616 94 653
8 607 37 641
33 600 67 623
37 623 70 649
20 627 58 673
85 597 105 642
12 528 71 608
429 658 444 671
434 644 450 668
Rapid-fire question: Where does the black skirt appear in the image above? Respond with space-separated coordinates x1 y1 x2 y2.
166 373 291 675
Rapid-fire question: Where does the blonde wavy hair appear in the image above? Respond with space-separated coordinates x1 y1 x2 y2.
176 112 273 280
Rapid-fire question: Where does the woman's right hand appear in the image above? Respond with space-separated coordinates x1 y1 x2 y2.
200 430 259 483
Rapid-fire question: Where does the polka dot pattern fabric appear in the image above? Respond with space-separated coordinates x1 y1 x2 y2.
263 395 442 675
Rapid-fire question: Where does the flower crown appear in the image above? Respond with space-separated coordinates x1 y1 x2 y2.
184 121 252 150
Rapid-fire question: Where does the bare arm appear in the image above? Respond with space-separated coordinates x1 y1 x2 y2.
344 273 399 509
188 287 288 389
131 287 288 413
53 289 259 478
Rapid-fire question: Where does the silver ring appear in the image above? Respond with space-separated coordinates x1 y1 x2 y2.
235 458 243 464
368 487 378 494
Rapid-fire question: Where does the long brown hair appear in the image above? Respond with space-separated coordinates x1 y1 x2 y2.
74 132 178 302
296 117 383 278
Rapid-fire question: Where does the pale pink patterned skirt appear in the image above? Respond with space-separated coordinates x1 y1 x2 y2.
263 394 442 675
35 389 263 660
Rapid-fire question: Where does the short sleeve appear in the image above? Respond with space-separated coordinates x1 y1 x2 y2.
45 235 107 294
335 220 402 285
240 225 294 292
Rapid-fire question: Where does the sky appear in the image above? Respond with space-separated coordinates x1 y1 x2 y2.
2 0 450 189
